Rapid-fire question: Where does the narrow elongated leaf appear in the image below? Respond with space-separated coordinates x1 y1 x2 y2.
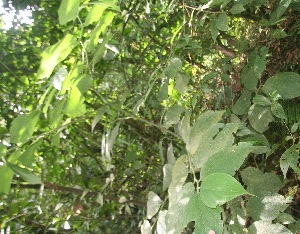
58 0 81 25
10 110 40 143
6 162 42 184
210 17 218 43
200 173 248 208
262 72 300 99
37 34 77 79
0 165 14 193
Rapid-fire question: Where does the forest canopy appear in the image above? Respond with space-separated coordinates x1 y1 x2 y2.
0 0 300 233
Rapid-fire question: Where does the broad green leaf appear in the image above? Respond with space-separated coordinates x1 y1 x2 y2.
248 220 293 234
232 89 252 115
262 72 300 99
10 110 40 143
230 3 245 14
192 123 238 170
247 193 288 221
84 5 108 26
210 17 218 43
200 173 249 208
147 191 162 219
88 12 116 52
186 110 224 155
269 0 292 25
92 34 112 65
248 104 274 133
18 140 42 168
166 183 194 233
0 164 14 193
201 142 254 178
271 101 287 119
216 13 229 31
6 162 42 184
64 87 86 118
163 105 185 128
58 0 81 25
241 167 283 195
184 193 222 233
37 34 78 79
168 154 189 206
252 95 272 106
165 58 182 78
280 144 299 178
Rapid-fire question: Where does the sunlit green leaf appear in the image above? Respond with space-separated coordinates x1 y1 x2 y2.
37 34 78 79
0 165 14 193
280 144 299 178
85 5 108 26
58 0 81 25
6 162 42 184
10 110 40 143
88 12 116 52
252 95 272 106
18 140 42 168
200 173 249 208
64 87 86 118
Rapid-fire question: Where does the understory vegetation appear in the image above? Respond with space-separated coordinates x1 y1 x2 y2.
0 0 300 233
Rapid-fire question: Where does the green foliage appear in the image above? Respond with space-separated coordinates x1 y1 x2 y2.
1 0 300 232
